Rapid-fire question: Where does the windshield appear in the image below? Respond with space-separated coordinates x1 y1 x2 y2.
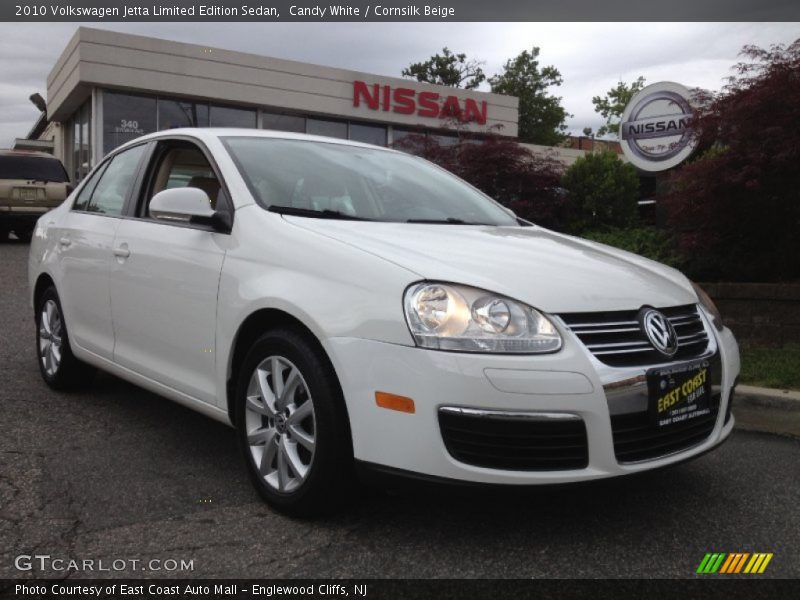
222 137 518 225
0 155 69 183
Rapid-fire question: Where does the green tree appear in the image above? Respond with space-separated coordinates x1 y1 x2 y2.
561 151 640 232
489 47 569 145
591 76 646 137
402 47 486 89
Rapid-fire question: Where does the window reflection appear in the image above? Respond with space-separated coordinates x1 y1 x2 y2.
306 118 347 139
349 122 387 146
262 112 306 133
210 105 256 128
103 91 157 156
159 98 209 130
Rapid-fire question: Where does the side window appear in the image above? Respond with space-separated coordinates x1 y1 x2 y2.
71 162 109 211
145 144 222 217
86 144 147 216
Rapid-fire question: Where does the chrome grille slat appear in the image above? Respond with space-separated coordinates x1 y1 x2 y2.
572 327 641 335
586 340 651 350
669 315 700 325
680 339 708 347
678 332 707 344
565 320 638 329
593 347 654 356
559 304 710 367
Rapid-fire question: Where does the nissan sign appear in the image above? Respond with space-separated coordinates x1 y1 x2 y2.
619 81 697 172
353 81 488 124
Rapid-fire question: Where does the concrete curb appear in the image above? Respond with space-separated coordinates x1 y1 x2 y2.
733 384 800 437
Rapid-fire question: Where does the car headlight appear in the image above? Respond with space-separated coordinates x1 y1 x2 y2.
403 282 562 354
692 282 723 331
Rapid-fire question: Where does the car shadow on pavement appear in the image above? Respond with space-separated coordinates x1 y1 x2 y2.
45 369 716 533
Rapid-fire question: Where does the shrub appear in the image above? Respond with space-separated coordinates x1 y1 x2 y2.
581 226 683 268
561 151 640 233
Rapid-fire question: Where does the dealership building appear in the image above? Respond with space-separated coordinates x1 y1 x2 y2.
19 27 530 182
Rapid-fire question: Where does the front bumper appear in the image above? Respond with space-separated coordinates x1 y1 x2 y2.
325 313 740 485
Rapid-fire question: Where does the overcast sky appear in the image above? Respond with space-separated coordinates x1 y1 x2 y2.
0 22 797 148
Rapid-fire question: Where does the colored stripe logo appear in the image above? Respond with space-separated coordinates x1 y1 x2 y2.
697 553 773 574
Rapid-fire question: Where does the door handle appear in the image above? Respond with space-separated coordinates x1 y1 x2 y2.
113 245 130 259
59 237 71 247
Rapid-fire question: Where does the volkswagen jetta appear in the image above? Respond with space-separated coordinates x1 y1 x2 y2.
29 129 739 515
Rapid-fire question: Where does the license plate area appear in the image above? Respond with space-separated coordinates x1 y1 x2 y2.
647 360 712 427
17 188 40 202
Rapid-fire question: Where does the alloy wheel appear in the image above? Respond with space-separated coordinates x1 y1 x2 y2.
39 299 63 377
244 356 316 493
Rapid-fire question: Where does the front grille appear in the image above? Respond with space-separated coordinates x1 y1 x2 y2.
559 304 710 367
610 393 721 463
438 409 589 471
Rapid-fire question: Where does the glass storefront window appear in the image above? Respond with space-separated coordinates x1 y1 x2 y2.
261 112 306 133
392 128 459 154
307 118 347 139
158 98 209 130
392 127 420 145
349 122 387 146
103 91 157 155
431 133 459 147
210 105 256 128
68 100 92 181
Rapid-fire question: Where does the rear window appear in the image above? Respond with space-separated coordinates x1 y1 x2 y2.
0 155 69 183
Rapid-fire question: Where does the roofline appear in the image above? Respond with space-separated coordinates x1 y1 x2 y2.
61 27 517 107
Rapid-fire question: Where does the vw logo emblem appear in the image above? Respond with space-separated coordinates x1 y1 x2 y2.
640 308 678 357
274 413 288 434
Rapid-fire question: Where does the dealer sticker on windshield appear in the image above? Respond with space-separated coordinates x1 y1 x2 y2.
647 360 711 427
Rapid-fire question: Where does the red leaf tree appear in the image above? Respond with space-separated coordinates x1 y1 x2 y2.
662 39 800 281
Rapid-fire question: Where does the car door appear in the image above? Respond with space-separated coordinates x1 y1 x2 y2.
56 143 148 360
108 138 231 405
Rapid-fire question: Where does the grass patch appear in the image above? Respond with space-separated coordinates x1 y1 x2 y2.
739 343 800 390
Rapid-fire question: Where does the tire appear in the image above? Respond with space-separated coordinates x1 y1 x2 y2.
0 228 8 242
235 328 355 516
35 286 96 390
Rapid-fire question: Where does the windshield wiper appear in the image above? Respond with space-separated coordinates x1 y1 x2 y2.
268 205 372 221
406 217 493 225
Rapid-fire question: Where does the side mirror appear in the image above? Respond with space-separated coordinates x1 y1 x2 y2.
150 187 215 221
149 187 232 233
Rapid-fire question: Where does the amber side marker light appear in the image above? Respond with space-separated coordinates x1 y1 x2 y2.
375 391 416 414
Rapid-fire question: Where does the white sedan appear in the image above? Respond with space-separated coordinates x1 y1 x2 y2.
29 129 740 515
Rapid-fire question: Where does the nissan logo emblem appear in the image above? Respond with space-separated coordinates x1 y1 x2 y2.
619 81 697 172
640 308 678 357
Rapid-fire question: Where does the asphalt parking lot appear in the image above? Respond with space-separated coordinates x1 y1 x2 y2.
1 240 799 579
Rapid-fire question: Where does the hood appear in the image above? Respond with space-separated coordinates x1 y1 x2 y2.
283 218 697 314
